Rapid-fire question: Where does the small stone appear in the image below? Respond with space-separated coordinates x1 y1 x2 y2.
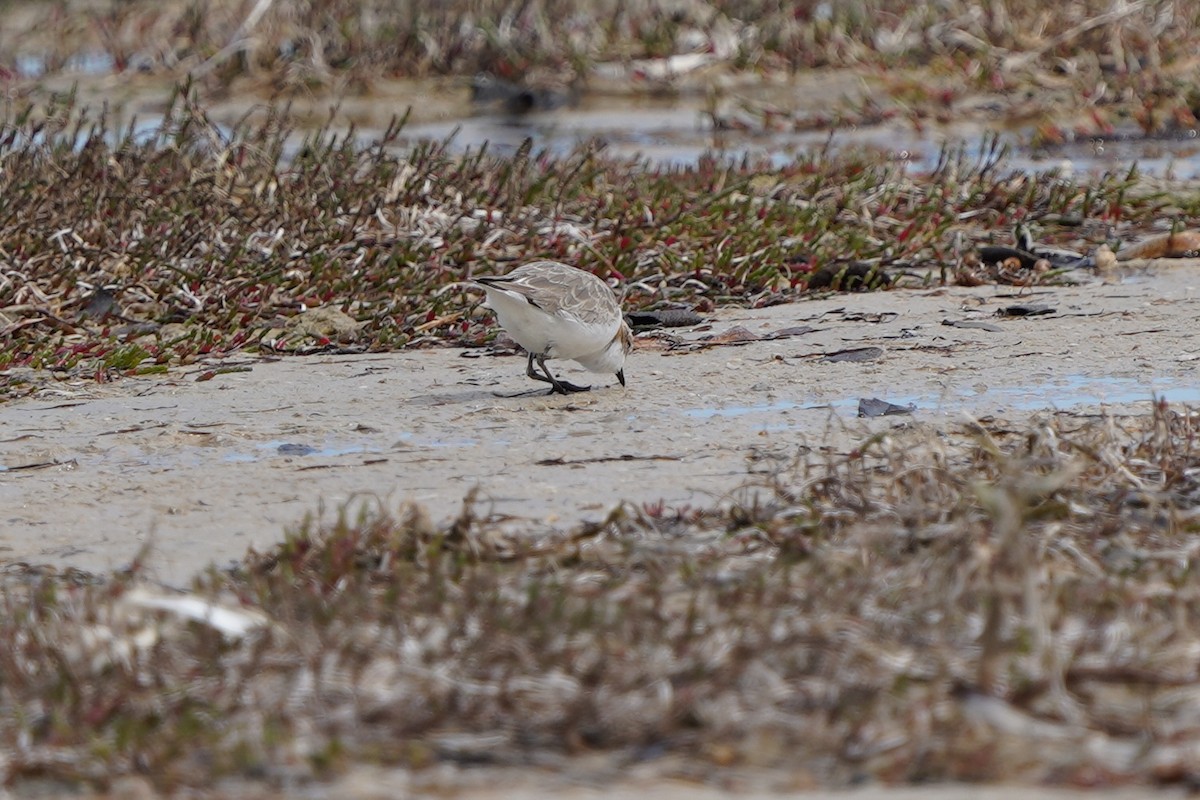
285 306 364 342
1094 243 1118 274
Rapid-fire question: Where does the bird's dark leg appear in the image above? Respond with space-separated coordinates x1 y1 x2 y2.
526 352 590 394
523 352 560 394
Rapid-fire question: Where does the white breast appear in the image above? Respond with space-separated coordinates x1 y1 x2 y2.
483 286 616 362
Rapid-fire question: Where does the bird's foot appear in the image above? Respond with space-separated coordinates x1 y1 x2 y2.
549 379 592 394
491 381 591 398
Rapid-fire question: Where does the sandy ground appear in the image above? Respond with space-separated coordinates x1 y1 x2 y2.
317 767 1189 800
2 266 1198 585
92 771 1189 800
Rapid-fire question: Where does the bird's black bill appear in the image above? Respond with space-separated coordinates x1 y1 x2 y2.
616 369 626 387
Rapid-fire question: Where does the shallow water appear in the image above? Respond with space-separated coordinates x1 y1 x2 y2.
685 375 1196 424
22 59 1200 178
399 102 1200 179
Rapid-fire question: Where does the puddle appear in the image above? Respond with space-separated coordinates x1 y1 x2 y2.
401 110 998 173
416 437 482 448
20 75 1198 179
223 439 379 463
16 50 117 79
683 375 1198 423
7 50 1200 178
220 435 481 464
264 440 373 458
998 376 1200 411
1036 129 1200 180
848 375 1193 414
880 376 1200 415
684 400 802 419
398 102 1200 178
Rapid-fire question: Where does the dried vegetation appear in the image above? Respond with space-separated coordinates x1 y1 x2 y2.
4 3 1200 397
0 0 1110 76
4 2 1200 794
4 404 1200 792
0 89 1194 400
4 0 1200 140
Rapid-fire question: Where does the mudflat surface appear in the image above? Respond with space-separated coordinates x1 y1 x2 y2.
320 767 1188 800
2 267 1197 584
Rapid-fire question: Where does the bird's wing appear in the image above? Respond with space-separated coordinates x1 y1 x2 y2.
477 263 619 327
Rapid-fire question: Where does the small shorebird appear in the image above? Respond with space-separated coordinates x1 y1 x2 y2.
474 261 633 395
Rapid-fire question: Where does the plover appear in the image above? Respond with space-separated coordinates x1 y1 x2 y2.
474 260 633 395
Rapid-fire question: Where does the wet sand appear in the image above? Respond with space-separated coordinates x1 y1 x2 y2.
3 266 1196 584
